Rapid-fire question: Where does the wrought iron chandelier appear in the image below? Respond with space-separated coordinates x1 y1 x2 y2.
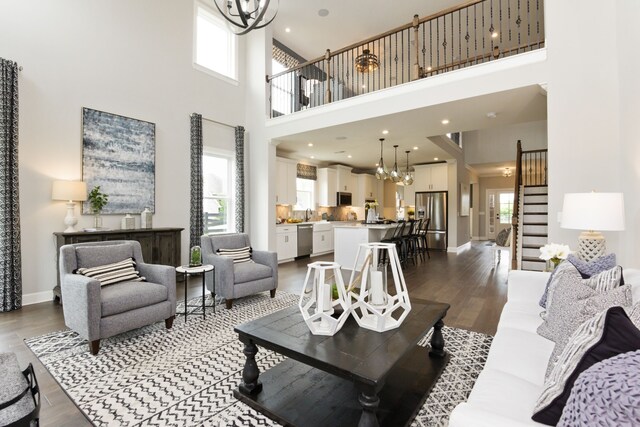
355 49 379 73
213 0 279 35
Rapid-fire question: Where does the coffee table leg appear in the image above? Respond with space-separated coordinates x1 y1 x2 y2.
358 391 380 427
430 318 446 357
239 340 263 395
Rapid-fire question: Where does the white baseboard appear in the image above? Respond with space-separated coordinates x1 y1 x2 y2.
447 241 471 254
22 290 53 306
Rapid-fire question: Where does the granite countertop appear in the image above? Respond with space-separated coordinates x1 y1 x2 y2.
276 220 359 227
332 223 397 230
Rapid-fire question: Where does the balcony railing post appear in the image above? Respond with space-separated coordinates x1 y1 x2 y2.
412 14 421 80
324 49 332 104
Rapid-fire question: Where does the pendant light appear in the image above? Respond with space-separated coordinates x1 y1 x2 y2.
390 145 401 183
403 150 414 186
375 138 389 180
213 0 279 36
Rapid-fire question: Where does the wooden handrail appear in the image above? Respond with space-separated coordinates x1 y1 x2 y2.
511 140 523 270
522 149 547 154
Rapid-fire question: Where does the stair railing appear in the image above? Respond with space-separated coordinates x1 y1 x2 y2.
511 140 523 270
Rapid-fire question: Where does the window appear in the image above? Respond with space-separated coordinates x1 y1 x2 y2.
271 59 293 116
499 193 514 224
203 152 235 234
294 178 314 211
195 3 237 81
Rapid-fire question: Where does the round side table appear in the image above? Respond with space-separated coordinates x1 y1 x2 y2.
176 264 215 321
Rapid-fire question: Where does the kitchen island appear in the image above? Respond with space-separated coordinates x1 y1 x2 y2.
333 223 397 271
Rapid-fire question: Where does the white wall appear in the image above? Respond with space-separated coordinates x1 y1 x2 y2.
0 0 246 303
463 120 548 165
545 1 626 262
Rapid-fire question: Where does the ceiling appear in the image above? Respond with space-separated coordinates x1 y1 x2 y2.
275 85 547 171
272 0 461 61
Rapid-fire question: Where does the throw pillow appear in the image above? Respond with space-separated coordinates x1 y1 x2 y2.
495 228 510 247
217 246 252 264
76 257 145 286
532 307 640 426
539 261 579 309
567 253 616 279
583 265 624 292
557 349 640 426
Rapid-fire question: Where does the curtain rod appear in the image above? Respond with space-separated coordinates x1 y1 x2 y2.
190 113 236 129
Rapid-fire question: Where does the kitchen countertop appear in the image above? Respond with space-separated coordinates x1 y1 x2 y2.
275 221 359 227
332 223 397 230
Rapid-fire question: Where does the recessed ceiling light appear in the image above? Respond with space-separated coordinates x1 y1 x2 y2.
413 146 418 150
347 155 352 158
434 157 439 161
491 32 499 38
310 155 315 159
426 66 432 71
308 142 313 147
382 130 389 135
375 163 379 167
361 85 366 89
285 27 291 33
318 9 329 17
441 119 450 125
336 136 347 140
486 112 497 119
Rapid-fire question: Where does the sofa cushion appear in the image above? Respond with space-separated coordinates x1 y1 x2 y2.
101 281 168 317
557 349 640 426
582 265 624 292
75 243 135 269
532 307 640 426
234 262 272 284
76 258 145 286
538 261 578 308
567 253 616 278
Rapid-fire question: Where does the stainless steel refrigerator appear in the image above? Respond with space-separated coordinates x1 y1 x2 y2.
415 191 448 251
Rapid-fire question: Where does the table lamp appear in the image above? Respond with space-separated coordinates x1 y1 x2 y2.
560 192 625 262
52 180 88 232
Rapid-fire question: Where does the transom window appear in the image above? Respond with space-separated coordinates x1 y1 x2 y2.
195 2 237 81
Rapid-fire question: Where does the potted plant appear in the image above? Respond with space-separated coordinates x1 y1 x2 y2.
539 243 571 271
407 208 415 220
87 186 108 228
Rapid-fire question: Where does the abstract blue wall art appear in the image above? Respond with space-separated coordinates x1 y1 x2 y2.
82 107 155 214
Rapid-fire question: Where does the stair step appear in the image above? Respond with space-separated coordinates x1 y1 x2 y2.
522 247 542 258
523 205 548 214
522 235 548 246
523 233 548 237
524 185 548 188
522 260 546 272
523 244 543 249
523 195 548 203
522 256 546 263
523 222 548 226
523 202 548 206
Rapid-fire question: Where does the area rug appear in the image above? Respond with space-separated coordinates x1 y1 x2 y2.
26 292 492 427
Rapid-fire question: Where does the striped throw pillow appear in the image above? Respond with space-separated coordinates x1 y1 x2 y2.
217 246 252 264
76 257 146 286
583 265 624 292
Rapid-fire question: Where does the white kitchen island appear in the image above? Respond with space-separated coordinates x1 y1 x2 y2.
333 223 397 271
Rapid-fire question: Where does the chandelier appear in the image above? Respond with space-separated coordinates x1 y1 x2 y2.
390 145 401 183
213 0 279 35
375 138 388 180
503 167 513 177
355 49 379 73
403 151 414 186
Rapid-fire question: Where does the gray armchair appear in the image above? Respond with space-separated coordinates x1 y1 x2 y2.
59 240 176 355
201 233 278 309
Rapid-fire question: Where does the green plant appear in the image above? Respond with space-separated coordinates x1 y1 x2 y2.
88 186 109 213
190 246 202 266
407 209 415 216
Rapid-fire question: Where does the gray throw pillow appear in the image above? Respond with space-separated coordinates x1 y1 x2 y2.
495 228 510 247
557 350 640 426
539 261 580 309
538 274 632 374
567 253 616 278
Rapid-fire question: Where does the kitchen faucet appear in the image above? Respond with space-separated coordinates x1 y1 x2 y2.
305 209 312 222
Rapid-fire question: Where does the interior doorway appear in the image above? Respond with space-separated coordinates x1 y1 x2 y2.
486 189 514 240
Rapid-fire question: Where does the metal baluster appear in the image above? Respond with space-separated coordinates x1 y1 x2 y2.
437 17 440 71
401 30 405 83
395 33 398 85
451 12 454 69
527 0 531 50
499 0 503 48
482 0 485 57
430 20 433 74
458 10 462 69
474 4 477 65
508 0 512 46
517 0 521 47
422 22 426 75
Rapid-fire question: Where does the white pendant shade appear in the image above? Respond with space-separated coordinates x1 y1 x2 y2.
561 192 625 231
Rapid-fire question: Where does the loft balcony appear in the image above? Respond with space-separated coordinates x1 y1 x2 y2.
267 0 545 119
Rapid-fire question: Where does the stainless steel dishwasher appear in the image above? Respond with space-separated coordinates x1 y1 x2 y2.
297 224 313 257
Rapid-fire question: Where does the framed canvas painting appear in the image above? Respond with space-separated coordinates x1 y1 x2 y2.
459 182 470 217
82 107 155 214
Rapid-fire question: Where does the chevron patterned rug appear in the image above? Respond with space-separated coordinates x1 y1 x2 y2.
26 291 492 426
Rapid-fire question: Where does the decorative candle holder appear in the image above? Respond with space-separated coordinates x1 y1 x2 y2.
299 261 351 336
348 242 411 332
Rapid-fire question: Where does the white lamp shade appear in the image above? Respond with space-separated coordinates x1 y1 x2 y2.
52 180 88 201
561 192 625 231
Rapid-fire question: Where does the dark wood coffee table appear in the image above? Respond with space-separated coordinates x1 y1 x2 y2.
233 298 450 427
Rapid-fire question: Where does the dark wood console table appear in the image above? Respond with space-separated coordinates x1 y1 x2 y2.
53 227 183 303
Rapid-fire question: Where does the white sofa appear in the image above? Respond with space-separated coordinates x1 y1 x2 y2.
449 268 640 427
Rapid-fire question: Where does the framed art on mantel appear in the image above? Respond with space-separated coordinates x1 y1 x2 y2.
82 107 155 214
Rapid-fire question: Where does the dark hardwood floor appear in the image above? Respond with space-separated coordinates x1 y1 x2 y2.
0 241 508 426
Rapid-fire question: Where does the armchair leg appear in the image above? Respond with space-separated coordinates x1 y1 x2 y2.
226 299 234 310
165 315 175 329
270 289 276 298
89 340 100 355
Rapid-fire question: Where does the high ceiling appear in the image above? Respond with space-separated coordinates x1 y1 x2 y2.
272 0 461 61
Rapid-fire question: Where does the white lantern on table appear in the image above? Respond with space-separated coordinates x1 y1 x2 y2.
348 242 411 332
299 261 351 336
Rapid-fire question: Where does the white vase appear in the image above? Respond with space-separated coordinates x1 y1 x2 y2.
366 209 376 224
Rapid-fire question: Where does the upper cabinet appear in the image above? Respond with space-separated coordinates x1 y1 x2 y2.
354 173 377 207
403 182 416 206
414 163 448 192
335 165 356 193
317 167 338 206
275 157 297 205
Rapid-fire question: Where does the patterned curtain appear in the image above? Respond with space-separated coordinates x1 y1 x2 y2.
189 114 203 249
235 126 245 233
0 58 22 312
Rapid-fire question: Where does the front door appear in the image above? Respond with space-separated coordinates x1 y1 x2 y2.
486 190 514 240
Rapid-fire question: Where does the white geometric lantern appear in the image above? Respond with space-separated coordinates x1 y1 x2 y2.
348 243 411 332
299 261 351 336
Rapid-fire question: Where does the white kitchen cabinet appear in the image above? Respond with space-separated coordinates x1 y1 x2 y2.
276 226 297 262
275 157 297 205
317 167 338 206
403 183 416 206
312 222 334 255
414 163 448 192
335 165 355 193
354 173 377 207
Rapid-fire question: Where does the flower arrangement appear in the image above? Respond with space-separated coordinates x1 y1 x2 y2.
364 200 379 210
539 243 571 269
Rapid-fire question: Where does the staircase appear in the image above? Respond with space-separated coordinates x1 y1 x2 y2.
511 141 548 271
520 186 548 271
